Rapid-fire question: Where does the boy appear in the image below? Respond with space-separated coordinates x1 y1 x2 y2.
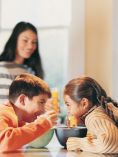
0 73 57 153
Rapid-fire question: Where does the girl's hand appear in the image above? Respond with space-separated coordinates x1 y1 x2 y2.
66 137 81 151
87 132 94 143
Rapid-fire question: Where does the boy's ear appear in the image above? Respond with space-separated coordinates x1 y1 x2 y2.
18 94 26 106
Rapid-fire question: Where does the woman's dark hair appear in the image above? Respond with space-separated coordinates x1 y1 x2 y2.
0 21 44 78
64 76 118 126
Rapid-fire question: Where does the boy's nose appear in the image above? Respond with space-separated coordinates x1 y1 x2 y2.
41 108 45 114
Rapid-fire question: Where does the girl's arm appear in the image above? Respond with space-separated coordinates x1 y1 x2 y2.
67 110 118 153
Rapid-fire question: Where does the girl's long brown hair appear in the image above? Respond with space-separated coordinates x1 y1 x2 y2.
64 76 118 126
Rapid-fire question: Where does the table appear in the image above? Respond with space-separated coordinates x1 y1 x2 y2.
0 133 117 157
0 148 117 157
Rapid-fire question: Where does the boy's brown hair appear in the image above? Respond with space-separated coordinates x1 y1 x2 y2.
9 73 51 103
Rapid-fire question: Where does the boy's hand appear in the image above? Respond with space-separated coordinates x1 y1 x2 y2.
45 98 60 113
45 98 53 111
38 110 58 127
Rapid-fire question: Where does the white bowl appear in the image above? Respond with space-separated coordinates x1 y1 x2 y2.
28 128 54 148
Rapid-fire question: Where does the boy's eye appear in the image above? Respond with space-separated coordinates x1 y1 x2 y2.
40 102 45 105
38 101 46 106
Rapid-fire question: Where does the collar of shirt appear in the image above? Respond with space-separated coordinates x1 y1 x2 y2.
80 105 98 123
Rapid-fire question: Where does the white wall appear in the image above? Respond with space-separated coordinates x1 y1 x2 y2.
67 0 85 81
1 0 71 28
0 0 117 100
0 0 72 92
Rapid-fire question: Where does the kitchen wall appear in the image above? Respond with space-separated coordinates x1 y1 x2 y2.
0 0 118 100
0 0 71 96
68 0 113 97
86 0 112 96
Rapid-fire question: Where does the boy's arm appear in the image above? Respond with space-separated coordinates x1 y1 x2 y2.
67 117 118 153
0 115 52 152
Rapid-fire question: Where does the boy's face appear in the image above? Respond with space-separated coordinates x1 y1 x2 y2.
22 94 49 122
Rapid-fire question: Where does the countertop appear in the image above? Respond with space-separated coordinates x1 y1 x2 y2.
0 148 117 157
0 133 117 157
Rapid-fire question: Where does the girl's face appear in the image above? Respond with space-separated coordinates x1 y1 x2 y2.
64 95 89 119
15 30 38 64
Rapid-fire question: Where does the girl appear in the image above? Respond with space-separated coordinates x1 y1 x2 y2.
64 76 118 153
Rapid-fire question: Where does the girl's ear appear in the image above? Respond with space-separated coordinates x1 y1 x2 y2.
81 98 90 110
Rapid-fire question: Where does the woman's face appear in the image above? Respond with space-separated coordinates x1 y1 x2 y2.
15 30 38 64
64 95 88 119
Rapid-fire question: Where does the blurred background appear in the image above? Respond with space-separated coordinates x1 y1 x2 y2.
0 0 118 113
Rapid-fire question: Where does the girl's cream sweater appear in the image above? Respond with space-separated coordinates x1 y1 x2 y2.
79 106 118 153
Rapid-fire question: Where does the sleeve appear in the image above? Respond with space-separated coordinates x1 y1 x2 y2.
0 115 52 153
77 117 118 153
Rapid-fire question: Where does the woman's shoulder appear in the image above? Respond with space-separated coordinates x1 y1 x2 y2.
0 61 17 67
0 61 35 75
0 61 11 65
0 61 28 70
0 61 30 75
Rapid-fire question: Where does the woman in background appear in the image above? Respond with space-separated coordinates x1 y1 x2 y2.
0 21 44 103
64 76 118 153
